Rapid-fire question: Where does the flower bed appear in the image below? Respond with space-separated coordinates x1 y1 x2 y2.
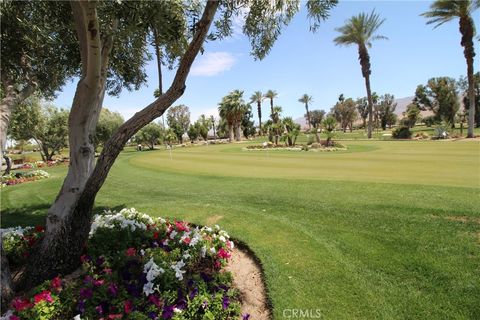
245 141 346 152
1 170 50 187
1 208 242 320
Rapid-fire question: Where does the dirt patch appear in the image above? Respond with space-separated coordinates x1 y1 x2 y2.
227 247 271 320
205 215 223 225
446 216 480 224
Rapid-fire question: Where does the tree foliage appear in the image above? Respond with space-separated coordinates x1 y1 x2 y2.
218 90 248 142
331 96 358 132
94 108 124 151
167 105 190 143
9 97 68 161
135 123 163 149
414 77 460 126
377 94 397 130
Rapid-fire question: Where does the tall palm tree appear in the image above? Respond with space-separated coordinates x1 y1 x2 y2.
264 90 278 123
298 94 313 130
422 0 479 138
334 11 387 139
250 91 264 135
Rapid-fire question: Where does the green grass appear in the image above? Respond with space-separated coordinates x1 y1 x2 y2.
1 140 479 319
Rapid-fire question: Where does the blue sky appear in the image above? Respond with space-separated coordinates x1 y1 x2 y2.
54 1 479 122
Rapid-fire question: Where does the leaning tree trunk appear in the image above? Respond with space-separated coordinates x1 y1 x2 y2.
19 0 219 290
460 16 476 138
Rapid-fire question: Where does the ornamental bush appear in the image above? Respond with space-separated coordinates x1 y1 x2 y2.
1 208 242 320
391 126 412 139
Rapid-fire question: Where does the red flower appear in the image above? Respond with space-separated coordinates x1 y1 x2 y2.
214 260 221 269
34 225 45 232
50 276 62 291
103 268 113 275
183 237 191 245
124 300 134 314
11 297 33 311
148 294 162 307
175 221 189 232
153 232 159 240
33 290 53 304
125 248 136 257
218 248 231 259
108 314 123 319
10 315 21 320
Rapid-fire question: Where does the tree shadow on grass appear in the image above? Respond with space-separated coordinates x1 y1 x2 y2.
1 204 127 228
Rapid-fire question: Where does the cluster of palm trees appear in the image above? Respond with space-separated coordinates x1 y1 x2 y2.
333 1 478 138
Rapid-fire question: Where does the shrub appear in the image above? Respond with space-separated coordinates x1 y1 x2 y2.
392 126 412 139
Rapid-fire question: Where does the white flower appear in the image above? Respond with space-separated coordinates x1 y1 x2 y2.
140 249 145 256
200 246 207 258
169 230 178 239
218 235 226 243
174 308 183 313
210 247 216 254
0 310 14 320
183 251 191 260
171 260 186 281
73 315 82 320
143 282 154 296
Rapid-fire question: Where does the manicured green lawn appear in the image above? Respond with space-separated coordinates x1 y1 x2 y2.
1 140 479 319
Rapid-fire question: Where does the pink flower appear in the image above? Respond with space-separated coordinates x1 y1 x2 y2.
103 268 113 275
11 297 32 311
125 247 136 257
10 315 21 320
50 276 62 291
175 221 189 232
218 248 231 259
108 314 123 319
33 290 53 304
183 237 191 245
124 300 134 314
93 279 105 286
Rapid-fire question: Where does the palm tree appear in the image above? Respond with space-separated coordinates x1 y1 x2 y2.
422 0 479 138
334 11 387 139
250 91 264 135
264 90 280 144
298 94 313 130
264 90 278 122
218 90 247 142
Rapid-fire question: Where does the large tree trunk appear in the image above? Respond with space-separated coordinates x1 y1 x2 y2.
234 123 241 141
460 16 476 138
19 0 219 290
228 124 234 142
1 238 14 311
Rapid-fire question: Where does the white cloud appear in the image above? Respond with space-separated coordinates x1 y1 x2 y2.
191 52 236 77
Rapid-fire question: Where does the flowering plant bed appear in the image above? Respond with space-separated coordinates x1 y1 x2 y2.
1 208 241 320
245 141 346 152
1 170 50 187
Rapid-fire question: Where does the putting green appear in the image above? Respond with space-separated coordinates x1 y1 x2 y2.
1 139 479 319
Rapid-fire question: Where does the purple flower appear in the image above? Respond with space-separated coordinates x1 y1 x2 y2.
77 300 86 314
108 283 118 296
162 305 174 319
83 275 93 284
201 300 208 309
148 311 158 319
222 296 230 309
242 313 251 320
189 287 198 300
95 304 103 315
200 273 212 283
79 288 93 299
176 298 187 310
96 256 105 266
